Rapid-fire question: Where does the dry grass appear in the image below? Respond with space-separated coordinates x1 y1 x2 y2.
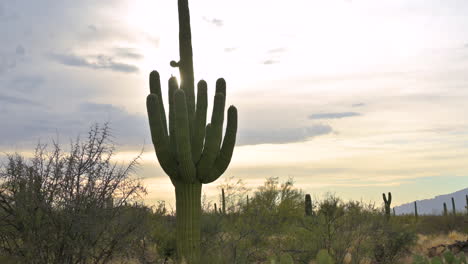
412 231 468 256
397 231 468 264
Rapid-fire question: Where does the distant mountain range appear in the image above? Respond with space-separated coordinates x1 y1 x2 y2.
394 188 468 215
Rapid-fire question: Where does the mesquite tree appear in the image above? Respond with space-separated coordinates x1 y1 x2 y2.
145 0 238 262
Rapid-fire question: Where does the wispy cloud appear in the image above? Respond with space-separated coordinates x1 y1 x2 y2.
48 53 139 73
262 59 279 65
268 48 286 54
203 17 223 27
224 47 237 53
0 94 43 107
237 125 332 146
352 103 365 107
308 112 361 120
8 75 45 92
113 48 144 60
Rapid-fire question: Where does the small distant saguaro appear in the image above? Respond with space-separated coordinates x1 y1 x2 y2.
451 197 456 215
443 202 448 216
305 194 313 216
414 201 418 218
382 192 392 219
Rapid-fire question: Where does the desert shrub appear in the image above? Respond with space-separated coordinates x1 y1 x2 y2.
0 124 147 264
371 216 418 264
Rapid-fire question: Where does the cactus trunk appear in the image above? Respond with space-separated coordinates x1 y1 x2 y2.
443 202 448 216
175 183 202 263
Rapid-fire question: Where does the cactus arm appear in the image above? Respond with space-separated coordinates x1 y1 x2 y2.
168 77 179 158
382 193 387 204
210 92 226 145
204 106 238 183
388 192 392 204
149 71 168 136
192 80 208 163
197 92 226 177
174 90 197 182
177 0 195 129
146 94 178 179
215 78 226 96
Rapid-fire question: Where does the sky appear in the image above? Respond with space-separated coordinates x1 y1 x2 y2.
1 0 468 208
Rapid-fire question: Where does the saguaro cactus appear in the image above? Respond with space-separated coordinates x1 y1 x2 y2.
466 195 468 215
414 201 418 218
221 188 226 215
145 0 238 262
443 202 448 216
382 192 392 219
451 197 456 215
305 194 313 216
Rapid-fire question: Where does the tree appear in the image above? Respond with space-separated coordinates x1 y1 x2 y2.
0 124 147 264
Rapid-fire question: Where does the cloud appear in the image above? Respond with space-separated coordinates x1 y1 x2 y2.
0 54 17 73
15 45 25 55
262 59 279 65
352 103 365 107
114 48 144 60
48 53 139 73
0 101 149 148
224 47 237 53
8 75 45 92
0 94 43 107
237 125 332 146
268 48 286 54
308 112 361 120
203 17 223 27
88 24 97 32
0 2 19 22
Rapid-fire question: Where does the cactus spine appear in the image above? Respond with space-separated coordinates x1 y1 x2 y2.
443 202 448 216
305 194 313 216
382 192 392 219
451 197 456 215
145 0 238 262
414 201 418 218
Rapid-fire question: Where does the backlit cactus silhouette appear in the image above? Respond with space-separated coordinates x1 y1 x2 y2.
382 192 392 219
145 0 237 262
443 202 448 216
